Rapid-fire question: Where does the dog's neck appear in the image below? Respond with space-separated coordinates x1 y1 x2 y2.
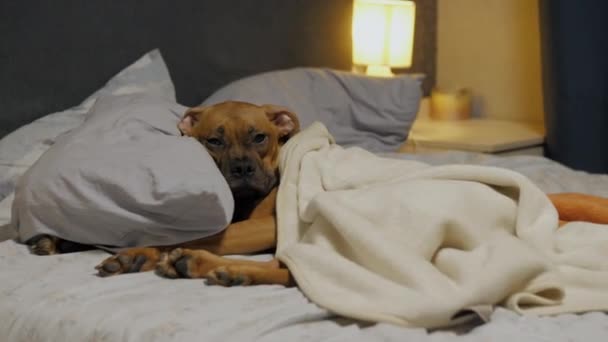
231 196 264 222
231 174 279 222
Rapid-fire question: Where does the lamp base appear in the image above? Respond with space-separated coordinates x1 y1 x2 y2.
366 65 394 77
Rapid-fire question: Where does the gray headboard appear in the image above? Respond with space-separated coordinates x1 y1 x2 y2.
0 0 353 138
0 0 436 139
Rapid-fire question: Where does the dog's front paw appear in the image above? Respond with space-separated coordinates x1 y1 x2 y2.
156 248 224 279
28 235 59 255
95 248 160 277
205 266 253 287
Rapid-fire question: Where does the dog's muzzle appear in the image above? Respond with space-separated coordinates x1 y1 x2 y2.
229 157 255 179
221 156 276 199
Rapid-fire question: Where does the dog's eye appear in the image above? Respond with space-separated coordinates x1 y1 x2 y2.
206 138 223 146
253 134 267 144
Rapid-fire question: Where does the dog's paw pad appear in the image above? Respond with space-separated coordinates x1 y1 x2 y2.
205 266 252 287
96 253 147 277
156 249 189 278
156 248 223 279
100 259 121 273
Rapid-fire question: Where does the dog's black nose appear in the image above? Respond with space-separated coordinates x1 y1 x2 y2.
230 158 255 178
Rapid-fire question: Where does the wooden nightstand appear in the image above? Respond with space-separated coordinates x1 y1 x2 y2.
400 119 545 156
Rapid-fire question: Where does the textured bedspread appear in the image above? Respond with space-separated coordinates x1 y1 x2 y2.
2 238 608 342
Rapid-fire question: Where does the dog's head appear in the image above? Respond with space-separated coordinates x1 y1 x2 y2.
178 101 299 201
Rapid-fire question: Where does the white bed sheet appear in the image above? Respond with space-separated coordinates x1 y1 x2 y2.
2 147 608 341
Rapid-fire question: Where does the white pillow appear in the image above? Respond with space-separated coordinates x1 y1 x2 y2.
12 95 234 247
0 50 174 236
0 49 174 202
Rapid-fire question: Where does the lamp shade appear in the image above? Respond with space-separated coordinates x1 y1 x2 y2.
352 0 415 74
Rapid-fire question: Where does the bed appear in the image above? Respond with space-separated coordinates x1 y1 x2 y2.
2 1 608 341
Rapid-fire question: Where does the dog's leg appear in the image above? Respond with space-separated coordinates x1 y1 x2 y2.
28 235 60 255
28 235 94 255
155 247 278 278
180 216 277 255
96 247 164 277
95 215 276 277
549 193 608 225
205 265 293 287
155 248 292 286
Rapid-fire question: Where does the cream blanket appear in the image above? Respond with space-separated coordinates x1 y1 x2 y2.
276 123 608 329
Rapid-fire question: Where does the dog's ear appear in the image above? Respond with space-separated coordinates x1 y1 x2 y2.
262 105 300 142
178 107 206 136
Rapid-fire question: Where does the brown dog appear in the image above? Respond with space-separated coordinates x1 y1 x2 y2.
94 101 297 286
28 100 608 287
30 101 297 286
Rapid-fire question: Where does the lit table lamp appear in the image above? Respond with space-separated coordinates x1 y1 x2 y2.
352 0 416 77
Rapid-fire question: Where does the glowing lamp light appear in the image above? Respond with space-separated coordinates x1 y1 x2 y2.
352 0 416 77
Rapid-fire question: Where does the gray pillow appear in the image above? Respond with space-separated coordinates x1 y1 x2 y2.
202 68 422 152
12 94 234 247
0 49 174 203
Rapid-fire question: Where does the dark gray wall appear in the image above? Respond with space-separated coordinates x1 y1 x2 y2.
0 0 437 139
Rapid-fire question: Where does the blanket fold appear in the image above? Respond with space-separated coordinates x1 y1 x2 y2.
276 122 608 328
